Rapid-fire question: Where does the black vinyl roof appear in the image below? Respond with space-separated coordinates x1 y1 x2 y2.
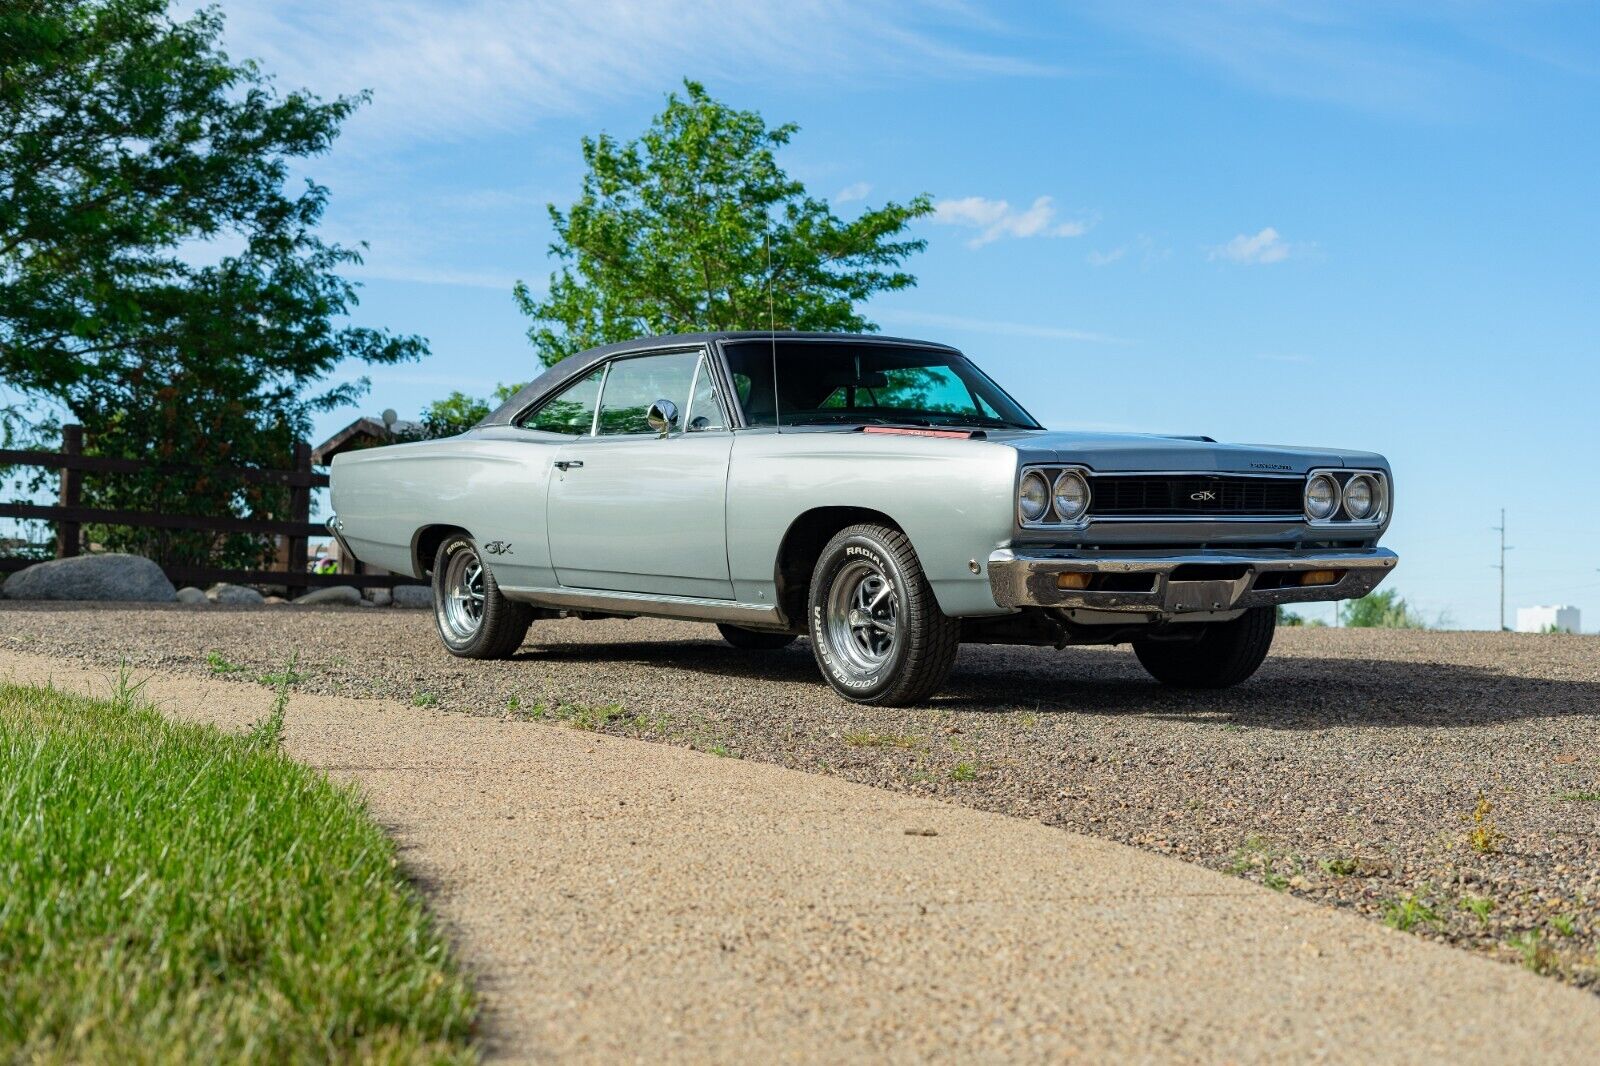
478 331 957 427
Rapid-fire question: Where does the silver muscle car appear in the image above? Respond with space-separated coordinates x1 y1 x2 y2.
328 332 1398 704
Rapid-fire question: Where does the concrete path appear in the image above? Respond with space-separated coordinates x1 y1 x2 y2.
6 648 1597 1064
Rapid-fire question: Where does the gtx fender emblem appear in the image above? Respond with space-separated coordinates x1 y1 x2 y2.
484 540 513 555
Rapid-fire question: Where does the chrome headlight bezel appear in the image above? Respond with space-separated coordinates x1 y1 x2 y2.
1017 464 1093 528
1305 468 1389 527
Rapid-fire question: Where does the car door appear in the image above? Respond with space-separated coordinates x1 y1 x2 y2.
546 348 735 599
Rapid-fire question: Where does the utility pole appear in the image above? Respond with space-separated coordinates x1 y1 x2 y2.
1491 509 1512 631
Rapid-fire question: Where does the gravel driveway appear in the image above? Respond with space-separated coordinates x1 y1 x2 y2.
5 603 1598 991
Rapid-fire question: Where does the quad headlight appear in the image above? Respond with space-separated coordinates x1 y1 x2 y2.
1304 474 1340 521
1018 471 1050 522
1052 470 1090 522
1342 473 1381 520
1304 469 1388 524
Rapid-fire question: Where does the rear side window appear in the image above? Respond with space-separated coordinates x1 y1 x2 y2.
521 368 602 435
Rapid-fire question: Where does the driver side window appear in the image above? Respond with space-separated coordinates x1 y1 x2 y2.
595 351 701 436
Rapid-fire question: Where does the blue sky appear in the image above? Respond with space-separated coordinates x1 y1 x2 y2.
213 0 1598 631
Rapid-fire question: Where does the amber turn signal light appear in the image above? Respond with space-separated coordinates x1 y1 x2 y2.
1298 569 1342 587
1056 572 1092 590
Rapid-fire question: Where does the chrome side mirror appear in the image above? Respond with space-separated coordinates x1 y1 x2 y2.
646 398 679 437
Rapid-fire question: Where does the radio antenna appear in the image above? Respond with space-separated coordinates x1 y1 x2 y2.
766 216 779 426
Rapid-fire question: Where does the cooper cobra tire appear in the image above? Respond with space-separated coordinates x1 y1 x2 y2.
807 523 960 705
1132 606 1276 689
716 623 799 651
432 533 534 659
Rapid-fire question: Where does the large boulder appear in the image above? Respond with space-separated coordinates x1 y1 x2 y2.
175 586 208 605
294 585 362 607
207 583 265 606
1 554 175 602
391 584 434 609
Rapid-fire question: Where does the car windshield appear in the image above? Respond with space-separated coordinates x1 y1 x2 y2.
720 339 1039 429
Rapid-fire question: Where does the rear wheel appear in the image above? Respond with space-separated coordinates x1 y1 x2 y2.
432 534 534 659
1133 606 1276 688
717 623 798 651
807 523 960 705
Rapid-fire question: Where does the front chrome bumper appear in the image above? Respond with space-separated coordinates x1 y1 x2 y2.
987 547 1399 615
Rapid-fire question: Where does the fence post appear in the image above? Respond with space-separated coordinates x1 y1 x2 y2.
56 424 83 558
285 440 312 599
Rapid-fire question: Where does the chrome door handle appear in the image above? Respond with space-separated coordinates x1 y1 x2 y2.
553 459 584 471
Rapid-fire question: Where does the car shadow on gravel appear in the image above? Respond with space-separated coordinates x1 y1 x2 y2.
518 636 1600 730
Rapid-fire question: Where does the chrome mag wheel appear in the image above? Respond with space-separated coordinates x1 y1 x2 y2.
438 546 486 640
824 558 899 673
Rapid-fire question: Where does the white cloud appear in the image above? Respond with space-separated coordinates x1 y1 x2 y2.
834 181 872 204
931 195 1090 249
1086 246 1126 267
1211 227 1292 265
207 1 1053 145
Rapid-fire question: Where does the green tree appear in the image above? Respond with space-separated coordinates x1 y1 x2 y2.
419 383 525 439
1341 589 1428 629
0 1 424 568
515 80 932 366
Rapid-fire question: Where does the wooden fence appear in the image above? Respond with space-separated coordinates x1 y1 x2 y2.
0 425 407 598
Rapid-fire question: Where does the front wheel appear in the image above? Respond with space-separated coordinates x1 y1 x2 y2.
432 534 534 659
1133 606 1276 688
807 524 960 705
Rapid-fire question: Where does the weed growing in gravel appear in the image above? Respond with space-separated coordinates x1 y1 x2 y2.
507 696 521 713
1320 856 1360 877
246 661 293 750
1466 794 1504 855
257 663 307 687
844 731 923 749
1556 789 1600 802
950 761 978 782
1383 892 1443 932
1551 914 1577 937
521 701 665 735
205 651 242 674
1509 931 1558 975
1459 893 1497 924
1262 872 1289 892
412 692 439 707
1227 835 1272 876
708 743 732 758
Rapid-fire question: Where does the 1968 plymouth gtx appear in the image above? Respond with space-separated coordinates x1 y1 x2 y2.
328 332 1397 705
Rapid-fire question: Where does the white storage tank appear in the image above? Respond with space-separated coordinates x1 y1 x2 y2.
1515 605 1581 634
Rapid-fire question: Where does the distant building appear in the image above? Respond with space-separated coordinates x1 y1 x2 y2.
1515 605 1581 634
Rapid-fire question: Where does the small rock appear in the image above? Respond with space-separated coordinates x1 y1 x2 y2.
1 553 176 602
262 596 286 605
392 584 434 609
175 586 208 605
207 583 265 606
294 585 363 607
366 587 393 607
904 828 939 837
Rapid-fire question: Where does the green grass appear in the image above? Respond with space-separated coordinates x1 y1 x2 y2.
1556 790 1600 802
1383 892 1443 932
950 761 978 782
0 678 476 1063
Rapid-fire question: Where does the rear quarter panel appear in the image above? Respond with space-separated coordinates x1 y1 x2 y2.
726 432 1018 617
329 432 558 586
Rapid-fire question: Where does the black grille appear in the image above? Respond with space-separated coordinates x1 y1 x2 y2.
1088 475 1302 517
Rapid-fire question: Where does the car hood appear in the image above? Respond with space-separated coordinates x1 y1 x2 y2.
995 430 1385 475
